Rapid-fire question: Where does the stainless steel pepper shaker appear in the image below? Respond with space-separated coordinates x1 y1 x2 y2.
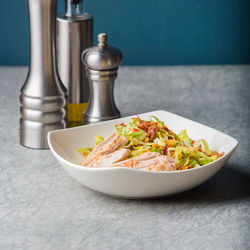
19 0 67 149
57 0 93 127
81 33 122 124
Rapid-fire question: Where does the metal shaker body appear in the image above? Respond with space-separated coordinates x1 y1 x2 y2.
20 0 67 149
82 33 122 124
57 5 93 127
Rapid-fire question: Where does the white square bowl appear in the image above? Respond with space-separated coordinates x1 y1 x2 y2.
48 110 238 198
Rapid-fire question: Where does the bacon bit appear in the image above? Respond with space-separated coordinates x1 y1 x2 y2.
198 146 224 158
163 145 168 155
210 151 218 156
132 128 139 133
219 152 225 157
138 121 152 132
210 151 225 158
162 126 170 132
137 120 158 141
148 123 158 141
119 122 126 127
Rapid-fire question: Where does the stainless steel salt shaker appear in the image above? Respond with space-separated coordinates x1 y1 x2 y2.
19 0 67 149
81 33 122 124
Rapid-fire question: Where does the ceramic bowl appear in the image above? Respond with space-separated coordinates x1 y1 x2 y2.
48 110 238 198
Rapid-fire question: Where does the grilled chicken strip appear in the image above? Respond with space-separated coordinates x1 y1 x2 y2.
85 130 118 160
112 152 176 171
91 148 131 168
82 131 129 167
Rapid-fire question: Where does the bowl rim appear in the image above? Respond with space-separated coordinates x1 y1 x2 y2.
48 110 239 175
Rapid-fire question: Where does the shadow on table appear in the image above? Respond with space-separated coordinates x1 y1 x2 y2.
160 164 250 204
99 163 250 204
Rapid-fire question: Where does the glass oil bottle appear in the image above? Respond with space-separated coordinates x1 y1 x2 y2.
57 0 93 127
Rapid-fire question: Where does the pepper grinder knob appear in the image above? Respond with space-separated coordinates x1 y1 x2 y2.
81 33 122 124
98 33 107 47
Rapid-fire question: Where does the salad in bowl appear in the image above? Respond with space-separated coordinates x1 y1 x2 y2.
78 116 224 171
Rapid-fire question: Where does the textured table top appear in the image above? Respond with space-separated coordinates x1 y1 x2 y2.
0 66 249 250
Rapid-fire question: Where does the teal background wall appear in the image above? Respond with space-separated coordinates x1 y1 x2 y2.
0 0 249 65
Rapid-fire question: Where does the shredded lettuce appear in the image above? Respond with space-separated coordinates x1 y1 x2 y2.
77 147 92 157
150 115 165 127
129 118 139 128
115 124 147 142
172 145 217 168
94 135 104 145
115 125 131 137
153 137 165 147
130 145 148 157
194 139 212 155
178 129 192 146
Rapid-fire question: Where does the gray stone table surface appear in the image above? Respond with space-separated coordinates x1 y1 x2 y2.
0 66 249 250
